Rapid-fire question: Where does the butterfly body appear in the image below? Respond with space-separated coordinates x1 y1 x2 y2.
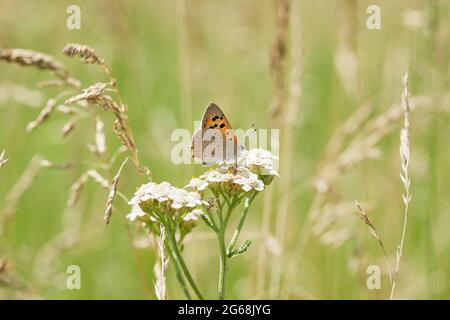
191 103 242 166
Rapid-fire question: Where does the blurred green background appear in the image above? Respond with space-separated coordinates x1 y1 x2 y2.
0 0 449 299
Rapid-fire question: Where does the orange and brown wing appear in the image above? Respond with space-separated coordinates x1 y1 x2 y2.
202 102 233 134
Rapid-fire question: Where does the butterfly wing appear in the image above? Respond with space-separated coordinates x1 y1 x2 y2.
191 127 226 165
192 102 240 165
201 103 233 134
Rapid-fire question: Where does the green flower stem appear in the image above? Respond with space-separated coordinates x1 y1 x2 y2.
206 210 219 230
216 199 235 300
210 191 257 299
226 192 257 256
165 221 204 300
217 226 227 300
224 195 238 226
165 242 192 300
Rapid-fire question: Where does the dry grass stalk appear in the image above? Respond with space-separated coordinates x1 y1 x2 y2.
271 0 303 298
354 200 393 284
26 98 57 132
86 170 110 189
4 43 149 176
334 0 359 98
104 157 128 225
95 117 106 154
0 150 8 168
67 169 116 209
288 90 443 299
321 102 373 165
67 174 88 208
260 0 292 298
109 145 128 166
37 78 81 88
0 82 45 107
56 104 77 115
65 81 148 178
39 159 76 170
313 94 434 195
64 83 109 105
2 44 152 297
62 43 106 67
62 43 115 89
259 0 291 295
0 48 66 76
62 43 151 178
154 226 168 300
390 72 412 300
311 201 372 237
319 228 352 247
0 156 42 237
37 79 67 88
288 91 439 298
0 48 79 87
269 0 290 125
61 117 78 137
354 200 382 242
1 155 76 234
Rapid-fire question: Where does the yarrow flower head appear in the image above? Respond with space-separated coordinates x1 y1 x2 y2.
201 167 235 183
168 188 202 209
238 148 279 185
196 165 265 194
127 181 202 222
233 170 264 192
185 178 209 191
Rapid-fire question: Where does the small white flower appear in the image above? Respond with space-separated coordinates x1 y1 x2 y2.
238 148 279 176
128 181 203 220
134 181 173 202
183 209 203 221
201 169 235 183
168 188 202 209
200 165 265 192
185 178 209 191
233 171 264 192
149 181 172 202
126 204 146 221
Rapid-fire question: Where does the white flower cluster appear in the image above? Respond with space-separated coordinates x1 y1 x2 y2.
238 148 279 176
186 165 264 193
127 149 278 223
184 178 209 191
127 181 202 221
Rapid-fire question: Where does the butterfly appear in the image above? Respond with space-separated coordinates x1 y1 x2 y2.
191 103 243 166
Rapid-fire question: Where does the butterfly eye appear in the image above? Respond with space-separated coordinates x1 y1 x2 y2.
220 123 225 129
220 116 223 120
214 124 218 128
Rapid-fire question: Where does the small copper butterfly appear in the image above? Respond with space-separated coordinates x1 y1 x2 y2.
191 103 243 165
